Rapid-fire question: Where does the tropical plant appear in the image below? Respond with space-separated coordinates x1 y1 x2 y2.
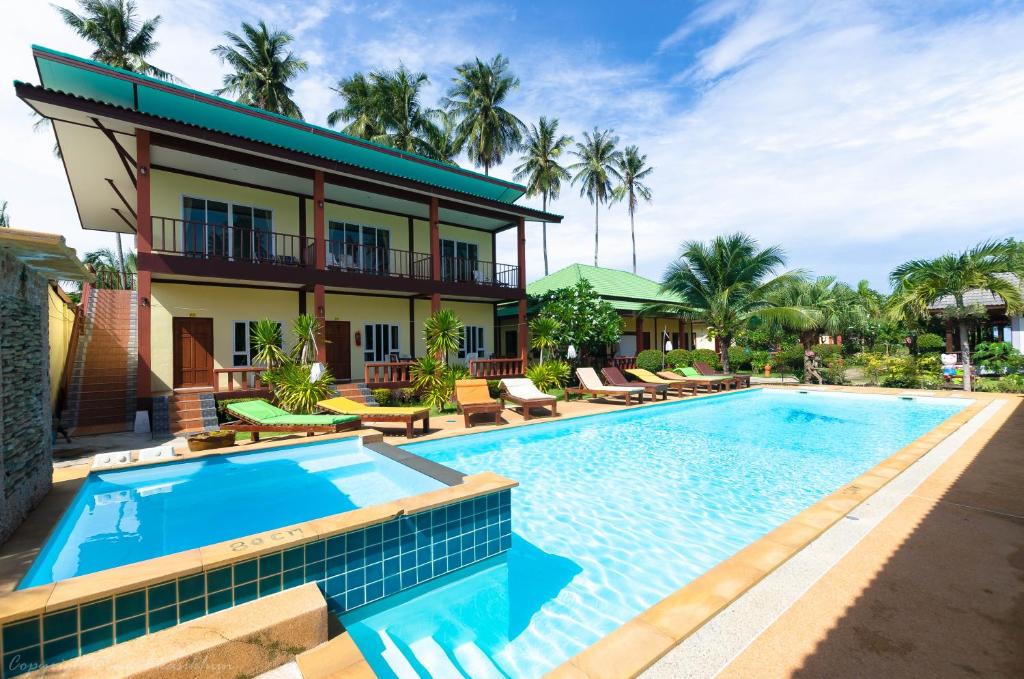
635 349 664 373
769 275 865 349
266 362 334 414
327 72 385 139
973 341 1024 374
513 117 573 275
569 129 622 266
529 315 560 364
54 1 176 79
612 145 654 274
410 355 445 408
81 247 136 289
289 314 320 365
249 319 286 368
649 233 807 372
887 239 1024 391
915 332 946 353
532 280 623 360
525 360 569 392
423 109 463 165
212 21 308 118
371 388 392 406
423 309 464 363
0 201 9 227
443 54 525 175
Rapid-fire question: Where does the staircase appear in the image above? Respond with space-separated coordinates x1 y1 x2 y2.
334 382 377 405
62 288 138 436
151 391 218 435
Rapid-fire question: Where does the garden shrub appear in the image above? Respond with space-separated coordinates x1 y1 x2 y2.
487 380 502 398
635 349 666 373
916 332 945 353
880 356 921 388
773 344 805 375
665 349 692 368
728 346 751 370
822 357 847 385
689 348 721 370
810 343 841 362
371 388 392 406
526 361 570 392
749 350 771 373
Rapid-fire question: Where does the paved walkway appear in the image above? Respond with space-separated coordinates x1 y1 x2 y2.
719 396 1024 678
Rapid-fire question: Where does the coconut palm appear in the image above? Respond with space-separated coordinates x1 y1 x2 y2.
212 21 308 119
887 239 1024 391
54 1 176 80
80 247 137 289
327 72 385 139
569 129 622 267
423 110 462 165
612 146 654 274
770 276 865 349
529 316 560 365
371 66 441 156
650 233 807 372
443 55 525 175
513 118 573 275
0 201 9 227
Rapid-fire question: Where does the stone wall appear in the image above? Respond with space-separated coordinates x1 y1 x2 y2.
0 247 52 544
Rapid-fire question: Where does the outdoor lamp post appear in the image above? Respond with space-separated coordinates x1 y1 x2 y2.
663 337 673 370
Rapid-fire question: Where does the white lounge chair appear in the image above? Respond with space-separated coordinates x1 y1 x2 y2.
566 367 644 405
499 378 559 420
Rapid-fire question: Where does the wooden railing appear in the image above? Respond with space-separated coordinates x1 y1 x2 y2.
214 367 267 392
468 357 525 379
609 355 637 369
364 361 416 388
152 216 312 266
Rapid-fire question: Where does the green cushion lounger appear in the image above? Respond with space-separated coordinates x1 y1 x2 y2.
222 400 360 441
676 367 732 391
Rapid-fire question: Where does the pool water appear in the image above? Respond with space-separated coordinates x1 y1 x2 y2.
344 389 967 677
20 438 444 588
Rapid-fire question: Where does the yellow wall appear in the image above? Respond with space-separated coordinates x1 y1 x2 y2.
323 293 411 377
318 203 412 252
411 220 494 261
413 299 495 362
47 285 77 407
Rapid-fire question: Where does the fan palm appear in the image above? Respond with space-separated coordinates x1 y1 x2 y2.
529 316 560 365
612 146 654 274
649 233 807 372
212 21 308 119
443 55 525 175
423 309 464 364
54 1 176 80
513 117 573 275
886 239 1024 391
568 129 622 267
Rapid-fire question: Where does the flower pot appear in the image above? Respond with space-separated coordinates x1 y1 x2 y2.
187 430 237 452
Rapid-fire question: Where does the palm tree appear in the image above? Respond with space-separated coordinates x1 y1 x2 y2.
327 72 385 139
513 118 573 275
212 21 308 119
613 146 654 274
0 201 10 227
887 239 1024 391
370 66 441 156
569 129 622 267
423 309 464 364
423 110 462 165
81 247 137 290
443 55 525 175
770 276 865 349
650 233 807 372
529 316 560 364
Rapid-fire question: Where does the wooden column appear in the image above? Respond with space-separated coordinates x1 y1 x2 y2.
945 319 954 353
136 129 152 397
314 284 327 363
678 319 685 350
636 315 645 352
298 196 307 265
429 197 441 314
517 217 527 363
314 171 325 270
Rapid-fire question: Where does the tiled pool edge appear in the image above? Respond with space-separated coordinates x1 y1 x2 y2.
543 388 992 679
0 434 515 678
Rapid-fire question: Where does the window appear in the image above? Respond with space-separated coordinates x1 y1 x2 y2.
329 222 390 274
181 197 273 260
364 323 400 363
440 239 479 282
458 326 486 360
233 320 281 367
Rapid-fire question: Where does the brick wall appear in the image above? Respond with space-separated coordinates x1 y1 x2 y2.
0 247 52 544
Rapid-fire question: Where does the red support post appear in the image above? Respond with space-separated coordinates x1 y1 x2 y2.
429 196 440 282
636 315 645 352
314 171 326 270
678 319 685 350
314 283 327 363
517 217 527 363
136 129 152 398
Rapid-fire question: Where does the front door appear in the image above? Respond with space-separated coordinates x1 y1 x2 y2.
325 321 351 381
173 317 214 388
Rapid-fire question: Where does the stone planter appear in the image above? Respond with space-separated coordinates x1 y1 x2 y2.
187 430 236 452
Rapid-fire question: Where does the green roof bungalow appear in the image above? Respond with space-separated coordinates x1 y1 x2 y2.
496 263 713 358
15 46 561 423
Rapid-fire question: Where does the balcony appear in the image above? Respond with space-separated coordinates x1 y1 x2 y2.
152 217 310 266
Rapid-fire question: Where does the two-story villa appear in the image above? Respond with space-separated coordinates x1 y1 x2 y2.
17 47 559 428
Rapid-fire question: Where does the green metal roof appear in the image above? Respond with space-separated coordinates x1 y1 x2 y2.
28 45 528 204
498 263 683 317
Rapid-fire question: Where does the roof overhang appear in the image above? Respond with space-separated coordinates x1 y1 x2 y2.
0 228 91 281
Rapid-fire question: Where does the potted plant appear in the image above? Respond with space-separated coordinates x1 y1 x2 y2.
187 429 236 452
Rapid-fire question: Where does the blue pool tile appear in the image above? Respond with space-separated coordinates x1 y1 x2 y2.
415 529 430 549
365 524 382 546
42 608 77 642
446 537 459 554
178 574 205 602
115 614 145 643
325 575 345 598
433 540 447 558
366 580 383 603
461 548 473 564
365 563 383 583
4 646 41 677
326 556 345 578
234 582 258 605
207 589 232 614
233 559 258 585
400 552 416 572
416 564 431 582
42 634 78 665
416 547 430 565
80 598 113 631
432 559 446 577
346 531 364 552
500 534 511 550
399 532 415 553
382 520 399 541
305 561 325 583
114 590 145 620
259 575 281 597
326 535 345 558
79 624 114 654
474 497 486 515
259 552 282 577
431 509 446 527
399 517 415 536
346 589 365 609
179 596 206 623
446 505 460 522
401 570 417 588
305 540 325 563
347 569 365 590
3 619 39 651
365 542 382 565
415 514 431 532
448 552 462 570
487 525 499 541
345 551 365 571
384 575 401 596
475 545 487 561
383 557 399 578
206 566 232 593
283 547 304 571
283 566 304 590
148 605 177 633
148 582 176 611
383 539 399 559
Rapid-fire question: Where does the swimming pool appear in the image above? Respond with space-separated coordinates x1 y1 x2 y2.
20 437 445 588
344 389 967 677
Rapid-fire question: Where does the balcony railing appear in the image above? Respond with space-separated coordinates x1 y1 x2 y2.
325 241 432 279
468 357 525 379
365 361 416 388
153 217 311 266
442 257 518 288
214 367 267 392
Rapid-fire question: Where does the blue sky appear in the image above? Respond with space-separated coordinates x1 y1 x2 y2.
2 0 1023 289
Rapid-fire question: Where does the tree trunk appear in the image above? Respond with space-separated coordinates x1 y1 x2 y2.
630 208 637 274
958 320 973 392
720 334 731 373
115 233 127 289
542 193 549 276
593 200 599 266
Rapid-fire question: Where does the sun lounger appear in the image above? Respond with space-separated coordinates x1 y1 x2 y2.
601 367 668 400
618 368 696 397
455 379 504 428
222 400 359 442
693 361 750 388
499 378 559 420
318 396 430 438
676 367 731 391
565 367 644 404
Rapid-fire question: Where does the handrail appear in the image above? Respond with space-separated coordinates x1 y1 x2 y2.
152 216 311 266
364 361 416 388
441 256 518 288
468 357 524 378
326 241 432 279
57 292 88 416
609 356 637 370
214 366 267 392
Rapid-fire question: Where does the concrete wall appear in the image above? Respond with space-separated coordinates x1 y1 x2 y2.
0 247 52 544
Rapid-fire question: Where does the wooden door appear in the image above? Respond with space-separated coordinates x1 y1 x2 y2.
173 317 214 388
325 321 351 381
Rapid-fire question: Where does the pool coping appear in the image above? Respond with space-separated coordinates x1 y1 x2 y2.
543 386 992 679
0 429 517 626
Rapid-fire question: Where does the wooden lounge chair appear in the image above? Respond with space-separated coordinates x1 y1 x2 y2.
601 367 668 400
454 379 504 428
499 378 559 420
619 368 696 397
676 367 732 391
222 400 359 442
565 367 644 404
693 361 751 388
317 396 430 438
